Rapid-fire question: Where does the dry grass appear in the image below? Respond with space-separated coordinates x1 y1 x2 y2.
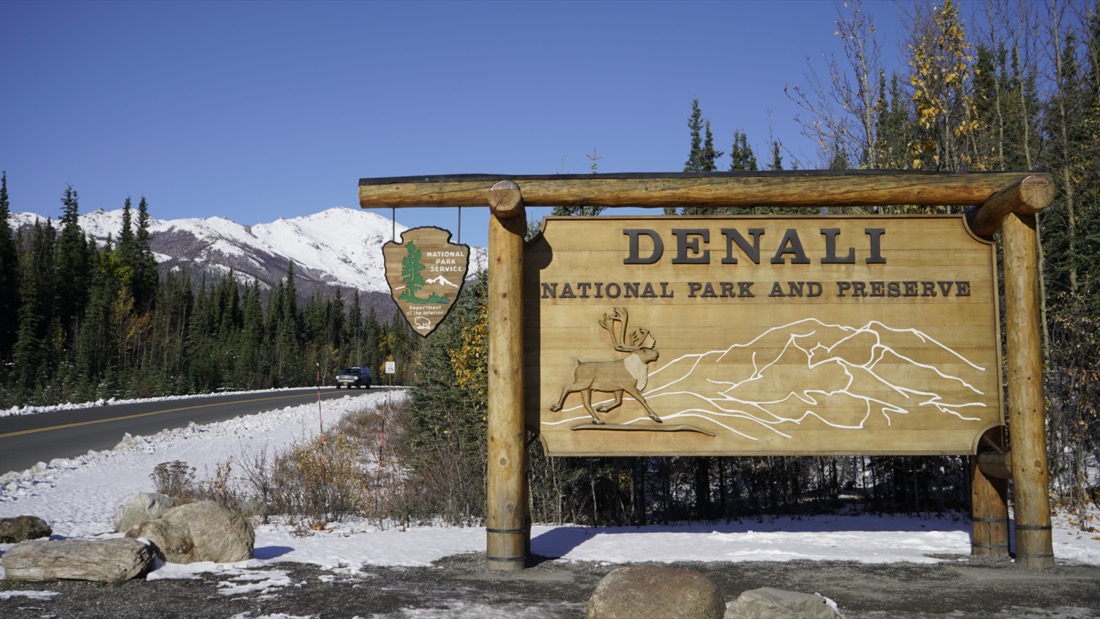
149 397 488 531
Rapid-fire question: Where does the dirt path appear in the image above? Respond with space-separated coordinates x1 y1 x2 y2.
2 553 1098 618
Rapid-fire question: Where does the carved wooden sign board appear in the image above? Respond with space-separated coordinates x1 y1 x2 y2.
383 227 469 337
524 215 1002 457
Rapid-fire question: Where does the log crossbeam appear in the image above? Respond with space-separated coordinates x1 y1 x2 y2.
976 451 1013 480
359 171 1051 211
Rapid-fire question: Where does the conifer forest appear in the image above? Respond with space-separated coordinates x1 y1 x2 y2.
2 0 1097 527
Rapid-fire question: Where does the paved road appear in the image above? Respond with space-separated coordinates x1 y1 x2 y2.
0 388 384 475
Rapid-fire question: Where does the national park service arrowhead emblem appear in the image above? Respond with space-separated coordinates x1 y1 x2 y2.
382 227 469 337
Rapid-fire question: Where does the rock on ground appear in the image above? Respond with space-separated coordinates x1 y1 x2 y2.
1 538 154 583
116 492 174 533
726 587 844 619
126 500 254 563
587 565 725 619
0 515 52 543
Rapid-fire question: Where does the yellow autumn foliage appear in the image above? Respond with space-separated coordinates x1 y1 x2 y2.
452 302 488 402
907 0 978 170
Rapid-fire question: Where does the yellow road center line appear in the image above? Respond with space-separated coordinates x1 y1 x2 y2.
0 392 328 439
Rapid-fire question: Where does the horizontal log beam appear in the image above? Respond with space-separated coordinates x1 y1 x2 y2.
359 171 1051 209
966 175 1056 239
977 451 1013 480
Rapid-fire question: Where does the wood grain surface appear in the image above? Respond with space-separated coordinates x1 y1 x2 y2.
524 215 1002 457
359 171 1047 209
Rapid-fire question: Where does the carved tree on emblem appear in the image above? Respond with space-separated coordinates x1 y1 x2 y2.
399 241 426 302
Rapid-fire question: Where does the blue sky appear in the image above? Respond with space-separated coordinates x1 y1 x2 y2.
3 0 909 248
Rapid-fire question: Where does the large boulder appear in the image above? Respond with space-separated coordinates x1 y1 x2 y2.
126 500 254 563
726 587 844 619
587 565 726 619
0 515 52 543
2 538 154 583
116 492 175 533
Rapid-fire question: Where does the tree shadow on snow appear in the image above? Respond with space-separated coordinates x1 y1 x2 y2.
253 545 294 560
530 514 972 559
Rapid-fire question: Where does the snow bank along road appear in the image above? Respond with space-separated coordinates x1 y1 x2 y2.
0 387 390 474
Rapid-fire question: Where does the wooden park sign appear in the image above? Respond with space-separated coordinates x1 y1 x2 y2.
527 215 1001 456
360 171 1057 571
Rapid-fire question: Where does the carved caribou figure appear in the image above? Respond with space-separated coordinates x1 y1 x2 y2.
549 307 662 424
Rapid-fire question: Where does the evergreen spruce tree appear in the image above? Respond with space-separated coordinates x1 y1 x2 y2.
728 131 758 171
271 262 303 386
700 120 723 172
767 140 784 171
328 288 345 361
55 186 91 346
827 139 852 169
386 311 413 384
132 197 158 313
1039 6 1100 518
185 275 220 391
680 100 724 215
401 274 491 522
154 270 193 393
0 173 21 364
283 261 300 323
75 245 123 398
117 198 136 274
364 304 381 377
668 99 707 215
972 43 1000 169
12 221 60 402
236 280 266 388
873 73 913 170
345 289 363 367
684 99 706 173
214 274 242 342
970 37 1038 173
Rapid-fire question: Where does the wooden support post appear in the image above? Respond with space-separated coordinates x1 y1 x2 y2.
1003 212 1055 568
485 180 529 571
971 432 1009 556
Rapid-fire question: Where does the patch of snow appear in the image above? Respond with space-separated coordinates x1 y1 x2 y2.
370 602 578 618
216 568 301 598
0 590 60 600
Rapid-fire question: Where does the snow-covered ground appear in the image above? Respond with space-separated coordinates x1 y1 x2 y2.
2 388 1098 589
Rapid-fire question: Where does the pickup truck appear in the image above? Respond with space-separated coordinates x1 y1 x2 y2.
335 367 371 389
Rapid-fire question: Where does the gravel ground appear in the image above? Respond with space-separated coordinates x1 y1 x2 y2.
2 553 1099 618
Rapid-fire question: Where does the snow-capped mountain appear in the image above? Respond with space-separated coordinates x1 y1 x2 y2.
11 207 485 305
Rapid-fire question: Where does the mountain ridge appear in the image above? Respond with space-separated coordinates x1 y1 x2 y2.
11 207 487 307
